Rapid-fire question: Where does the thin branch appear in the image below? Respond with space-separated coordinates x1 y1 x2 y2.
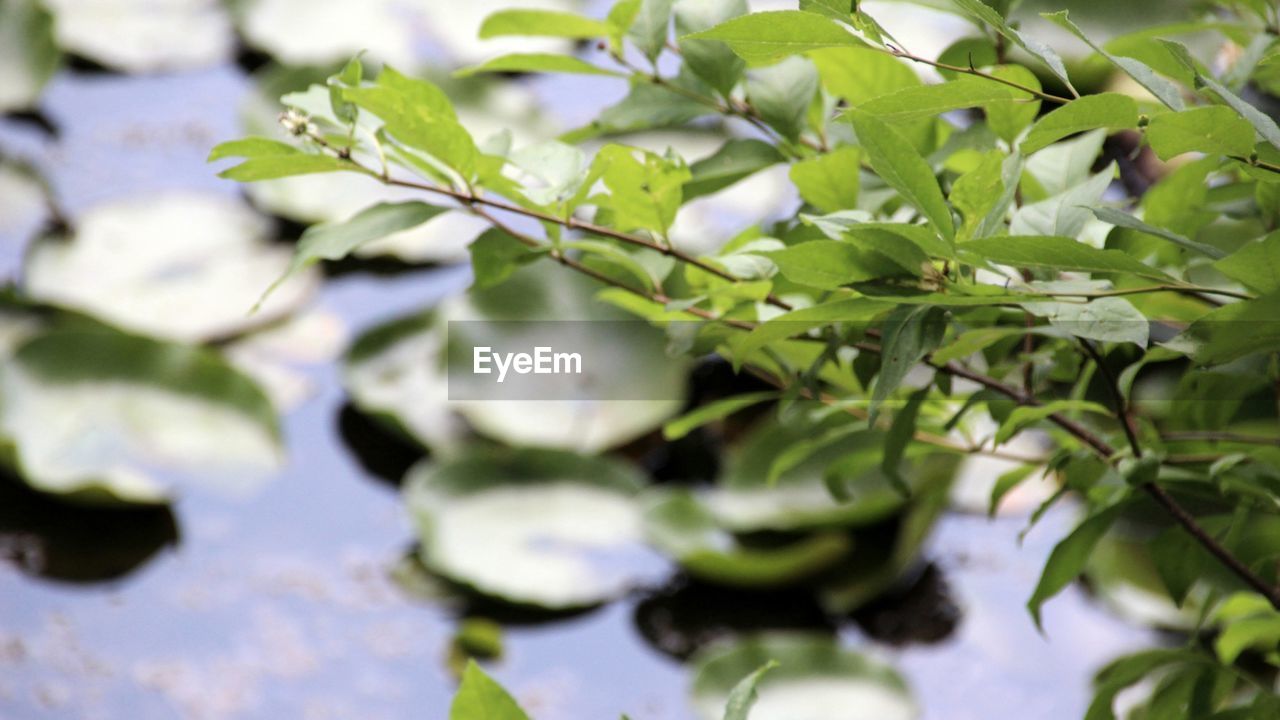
879 45 1074 104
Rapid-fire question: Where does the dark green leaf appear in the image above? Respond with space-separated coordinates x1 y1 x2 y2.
1028 505 1123 631
1021 94 1140 154
685 139 785 201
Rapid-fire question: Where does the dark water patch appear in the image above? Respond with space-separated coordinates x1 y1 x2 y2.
0 476 179 584
634 577 836 662
337 402 427 488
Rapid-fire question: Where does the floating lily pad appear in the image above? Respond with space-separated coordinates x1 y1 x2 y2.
0 161 49 267
0 0 58 112
23 193 318 343
43 0 234 72
403 447 662 609
643 489 854 588
342 308 463 452
0 324 282 504
343 262 687 453
689 634 918 720
235 0 579 68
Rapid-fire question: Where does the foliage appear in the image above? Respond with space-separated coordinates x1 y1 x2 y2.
214 0 1280 716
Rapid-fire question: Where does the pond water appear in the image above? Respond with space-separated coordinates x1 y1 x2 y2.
0 12 1169 720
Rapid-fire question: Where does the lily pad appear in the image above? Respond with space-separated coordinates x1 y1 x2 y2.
0 324 282 504
690 634 918 720
23 192 319 343
342 308 463 452
643 489 854 588
0 0 58 112
403 447 662 609
343 262 687 453
43 0 234 72
235 0 579 68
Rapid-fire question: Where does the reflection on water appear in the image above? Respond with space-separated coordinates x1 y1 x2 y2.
0 476 179 584
0 13 1166 720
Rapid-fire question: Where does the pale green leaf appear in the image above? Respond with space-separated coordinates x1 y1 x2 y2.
662 391 778 440
685 139 785 201
479 9 613 39
681 10 860 66
450 662 530 720
456 53 624 78
674 0 749 97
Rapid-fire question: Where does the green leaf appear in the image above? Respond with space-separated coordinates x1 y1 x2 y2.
478 9 613 39
1091 206 1227 259
207 137 300 162
810 46 919 105
1021 94 1140 155
856 78 1020 124
731 298 891 366
1028 505 1123 631
628 0 675 62
989 465 1039 517
217 153 352 182
959 236 1176 282
343 67 478 179
267 201 449 301
723 661 780 720
848 109 955 245
589 76 715 133
449 662 530 720
469 228 541 290
764 240 907 289
681 10 860 66
984 65 1042 144
1216 615 1280 664
597 144 691 235
455 53 623 78
685 139 785 201
952 0 1076 95
882 389 927 494
674 0 749 97
1196 73 1280 152
662 392 778 440
995 401 1111 445
790 146 861 213
1146 105 1257 161
746 56 819 141
1043 11 1185 111
1186 293 1280 365
566 239 658 291
798 0 853 20
1214 230 1280 294
870 306 946 422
